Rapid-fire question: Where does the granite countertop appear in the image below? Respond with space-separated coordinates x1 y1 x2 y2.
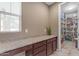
0 35 57 54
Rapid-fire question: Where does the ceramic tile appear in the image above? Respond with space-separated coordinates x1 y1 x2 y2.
51 41 79 56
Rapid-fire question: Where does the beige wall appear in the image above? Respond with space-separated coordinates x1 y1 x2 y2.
49 3 59 36
22 2 49 37
0 2 49 42
0 2 59 42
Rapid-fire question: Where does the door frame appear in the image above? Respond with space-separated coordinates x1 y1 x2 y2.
58 2 67 50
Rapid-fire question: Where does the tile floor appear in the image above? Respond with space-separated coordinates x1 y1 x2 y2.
51 40 79 56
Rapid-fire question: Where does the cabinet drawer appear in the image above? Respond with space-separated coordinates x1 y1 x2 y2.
33 40 46 49
47 38 53 43
52 41 57 51
25 49 32 56
0 45 32 56
35 50 46 56
53 37 57 41
47 42 53 55
47 37 57 43
33 45 46 55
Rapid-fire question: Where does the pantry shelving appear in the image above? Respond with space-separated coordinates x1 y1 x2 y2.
61 12 78 41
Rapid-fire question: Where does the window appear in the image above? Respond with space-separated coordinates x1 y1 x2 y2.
0 2 21 32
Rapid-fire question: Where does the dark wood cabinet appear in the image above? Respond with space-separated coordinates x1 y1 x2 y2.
0 36 57 56
33 40 46 56
35 50 46 56
47 38 53 55
52 37 57 51
25 49 32 56
33 45 46 56
33 40 46 49
0 45 32 56
47 42 53 55
52 40 57 51
46 37 57 55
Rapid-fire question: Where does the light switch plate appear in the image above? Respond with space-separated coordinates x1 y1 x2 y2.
44 29 46 32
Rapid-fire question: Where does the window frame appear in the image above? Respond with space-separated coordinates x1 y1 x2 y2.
0 2 22 33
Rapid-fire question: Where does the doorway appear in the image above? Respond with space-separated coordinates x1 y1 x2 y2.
58 2 79 50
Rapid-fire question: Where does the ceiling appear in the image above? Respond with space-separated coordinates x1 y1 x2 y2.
45 2 55 6
62 2 79 13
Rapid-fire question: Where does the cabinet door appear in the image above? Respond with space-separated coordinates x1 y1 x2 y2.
35 50 46 56
33 45 46 56
47 42 53 55
33 40 46 49
25 49 32 56
52 40 57 51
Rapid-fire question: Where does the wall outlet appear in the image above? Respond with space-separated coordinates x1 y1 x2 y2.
25 29 28 33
